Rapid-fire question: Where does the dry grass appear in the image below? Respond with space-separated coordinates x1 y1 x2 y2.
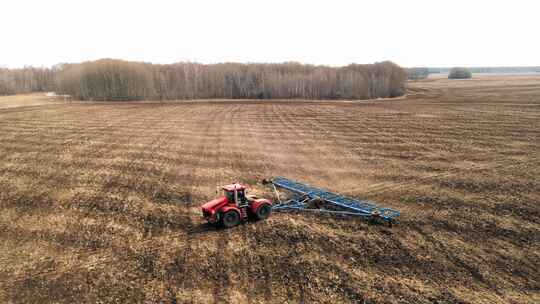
0 93 66 109
0 75 539 303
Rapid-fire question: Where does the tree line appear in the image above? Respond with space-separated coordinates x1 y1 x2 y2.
429 66 540 74
0 67 55 95
1 59 407 100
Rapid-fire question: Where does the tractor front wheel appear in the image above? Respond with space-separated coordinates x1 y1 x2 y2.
255 204 272 220
221 210 240 228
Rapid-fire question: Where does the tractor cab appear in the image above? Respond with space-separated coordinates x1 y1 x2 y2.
222 183 248 207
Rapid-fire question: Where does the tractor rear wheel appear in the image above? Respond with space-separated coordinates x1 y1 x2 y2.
221 210 240 228
255 204 272 220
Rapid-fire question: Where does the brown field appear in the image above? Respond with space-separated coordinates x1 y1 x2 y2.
1 75 539 303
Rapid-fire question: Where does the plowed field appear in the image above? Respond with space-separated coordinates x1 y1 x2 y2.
1 75 539 303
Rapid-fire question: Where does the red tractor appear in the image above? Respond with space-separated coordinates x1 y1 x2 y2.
201 183 273 228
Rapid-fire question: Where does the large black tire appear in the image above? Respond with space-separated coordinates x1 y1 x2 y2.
221 210 240 228
255 204 272 220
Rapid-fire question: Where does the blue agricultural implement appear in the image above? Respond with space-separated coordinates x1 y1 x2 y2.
263 176 400 225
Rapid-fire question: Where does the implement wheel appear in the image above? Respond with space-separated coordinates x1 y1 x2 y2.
255 204 272 220
221 210 240 228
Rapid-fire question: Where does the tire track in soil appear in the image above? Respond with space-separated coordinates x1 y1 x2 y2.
285 104 399 186
261 103 321 301
243 104 291 303
207 103 244 304
148 105 202 300
245 225 274 303
167 104 232 303
76 105 174 227
266 104 354 300
291 105 373 182
226 104 275 303
114 105 198 230
312 105 421 175
264 105 386 302
269 104 323 180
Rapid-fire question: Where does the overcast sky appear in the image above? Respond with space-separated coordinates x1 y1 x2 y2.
1 0 538 68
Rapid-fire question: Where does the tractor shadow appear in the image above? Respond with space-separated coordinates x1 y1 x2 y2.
188 218 264 236
187 222 222 236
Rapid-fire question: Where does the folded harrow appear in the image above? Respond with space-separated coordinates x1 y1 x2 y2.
264 176 400 224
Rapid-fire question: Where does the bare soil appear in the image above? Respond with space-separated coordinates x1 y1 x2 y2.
0 75 539 303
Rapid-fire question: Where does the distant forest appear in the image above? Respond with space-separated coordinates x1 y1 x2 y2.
428 66 540 74
0 60 407 101
406 66 540 80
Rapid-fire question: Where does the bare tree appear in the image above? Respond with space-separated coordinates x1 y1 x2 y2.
448 67 472 79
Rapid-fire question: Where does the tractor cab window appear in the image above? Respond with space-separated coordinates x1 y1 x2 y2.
237 190 246 205
225 190 235 203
